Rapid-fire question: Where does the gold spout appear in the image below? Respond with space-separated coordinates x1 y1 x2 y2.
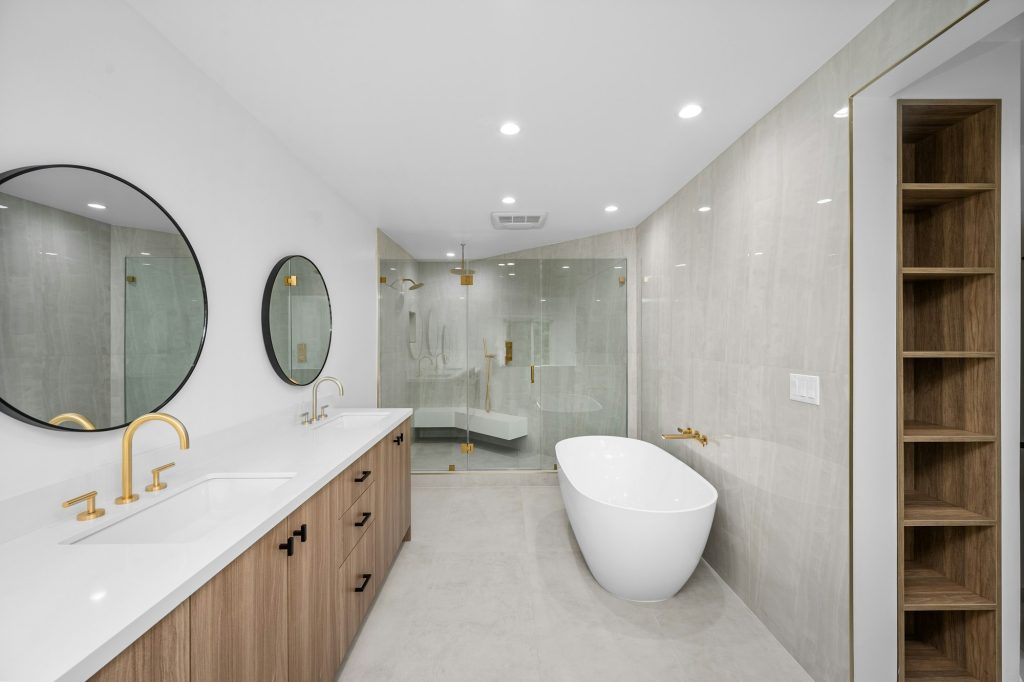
48 413 96 431
660 427 709 447
117 413 189 504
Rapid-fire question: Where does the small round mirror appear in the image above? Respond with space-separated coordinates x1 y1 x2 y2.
0 165 207 431
261 255 332 385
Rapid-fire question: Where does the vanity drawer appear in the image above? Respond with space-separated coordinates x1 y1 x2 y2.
336 481 376 566
334 447 377 518
338 525 376 653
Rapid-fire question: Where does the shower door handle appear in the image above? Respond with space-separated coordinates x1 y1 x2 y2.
530 364 535 384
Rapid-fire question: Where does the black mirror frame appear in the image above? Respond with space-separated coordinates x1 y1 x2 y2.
0 164 209 432
261 255 333 386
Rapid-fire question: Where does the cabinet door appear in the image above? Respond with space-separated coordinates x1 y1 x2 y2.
374 429 397 581
338 524 377 654
399 418 412 542
288 485 336 682
89 602 189 682
190 520 289 682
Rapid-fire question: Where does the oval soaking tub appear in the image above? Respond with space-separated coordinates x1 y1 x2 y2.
556 436 718 602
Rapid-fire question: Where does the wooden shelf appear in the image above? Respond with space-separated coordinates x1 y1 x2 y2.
902 351 996 359
904 561 995 611
904 640 979 681
902 267 995 281
903 420 995 443
903 492 995 527
902 183 996 210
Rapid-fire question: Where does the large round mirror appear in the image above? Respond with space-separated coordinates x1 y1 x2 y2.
262 255 332 385
0 165 207 431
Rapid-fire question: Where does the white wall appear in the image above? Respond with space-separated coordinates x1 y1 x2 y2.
852 21 1022 681
0 1 378 517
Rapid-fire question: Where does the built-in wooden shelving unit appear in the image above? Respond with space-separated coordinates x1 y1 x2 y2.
897 100 1000 682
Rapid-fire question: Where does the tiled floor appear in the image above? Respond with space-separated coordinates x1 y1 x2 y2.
412 439 555 472
338 481 811 681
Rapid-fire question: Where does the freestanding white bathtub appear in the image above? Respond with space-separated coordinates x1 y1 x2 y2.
556 436 718 602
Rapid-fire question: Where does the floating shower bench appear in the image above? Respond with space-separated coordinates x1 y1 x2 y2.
413 407 528 441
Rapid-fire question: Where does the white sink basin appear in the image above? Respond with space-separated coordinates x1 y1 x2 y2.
324 412 389 430
68 474 294 545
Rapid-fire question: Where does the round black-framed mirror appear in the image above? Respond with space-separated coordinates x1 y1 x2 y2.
0 164 208 431
261 255 332 386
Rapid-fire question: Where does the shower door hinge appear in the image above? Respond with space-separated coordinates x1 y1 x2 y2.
460 442 475 454
125 275 137 284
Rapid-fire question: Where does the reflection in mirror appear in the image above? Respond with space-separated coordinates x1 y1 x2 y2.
262 256 331 386
0 165 206 431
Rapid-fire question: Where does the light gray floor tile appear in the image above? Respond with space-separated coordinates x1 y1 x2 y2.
338 483 810 682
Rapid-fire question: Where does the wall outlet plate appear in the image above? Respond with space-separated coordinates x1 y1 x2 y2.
789 373 820 405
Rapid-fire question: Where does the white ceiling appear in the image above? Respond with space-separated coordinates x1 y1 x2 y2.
127 0 891 259
1 167 177 232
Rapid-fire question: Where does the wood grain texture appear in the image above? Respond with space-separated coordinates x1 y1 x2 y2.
334 447 377 519
336 480 376 567
88 602 189 682
190 520 289 682
896 99 1001 682
339 523 377 654
288 485 337 682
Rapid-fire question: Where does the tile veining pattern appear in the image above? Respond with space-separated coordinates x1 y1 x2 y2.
634 1 981 680
339 481 810 682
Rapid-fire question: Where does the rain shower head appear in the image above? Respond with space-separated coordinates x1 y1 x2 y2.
383 278 424 291
406 280 425 290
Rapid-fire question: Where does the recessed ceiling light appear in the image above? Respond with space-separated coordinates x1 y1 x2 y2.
87 203 106 210
500 121 520 136
604 205 618 213
540 299 547 302
502 196 516 205
678 103 703 119
817 198 832 204
446 252 456 258
498 263 506 267
140 252 151 256
508 273 516 277
697 206 711 213
675 263 686 268
833 107 849 119
561 265 570 270
506 262 515 266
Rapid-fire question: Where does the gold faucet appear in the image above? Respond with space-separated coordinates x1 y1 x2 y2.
311 376 345 423
48 413 96 430
661 427 709 447
117 413 190 504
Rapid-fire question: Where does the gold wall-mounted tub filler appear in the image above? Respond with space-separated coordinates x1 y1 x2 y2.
283 274 298 286
62 490 105 521
48 412 96 431
145 462 176 492
117 413 190 504
660 427 709 447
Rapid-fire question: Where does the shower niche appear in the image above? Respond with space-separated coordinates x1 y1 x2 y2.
896 100 1001 682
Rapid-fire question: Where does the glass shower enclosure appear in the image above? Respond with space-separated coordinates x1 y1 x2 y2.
378 249 627 471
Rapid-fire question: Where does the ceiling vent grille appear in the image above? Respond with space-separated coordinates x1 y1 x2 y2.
491 212 547 230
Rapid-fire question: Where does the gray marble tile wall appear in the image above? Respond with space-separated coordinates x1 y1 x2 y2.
377 230 420 409
0 191 112 426
633 2 981 680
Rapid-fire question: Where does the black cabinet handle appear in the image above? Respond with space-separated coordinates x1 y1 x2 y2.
392 435 401 445
354 470 371 483
399 432 405 444
293 523 307 543
355 573 372 593
279 536 294 557
354 511 372 527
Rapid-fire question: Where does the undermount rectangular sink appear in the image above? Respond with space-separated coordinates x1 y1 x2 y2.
68 474 294 545
324 412 390 430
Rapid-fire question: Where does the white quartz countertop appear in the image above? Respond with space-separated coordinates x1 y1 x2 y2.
0 406 412 682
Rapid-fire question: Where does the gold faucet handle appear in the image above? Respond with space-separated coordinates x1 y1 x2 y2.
145 462 176 492
318 405 328 421
62 491 105 521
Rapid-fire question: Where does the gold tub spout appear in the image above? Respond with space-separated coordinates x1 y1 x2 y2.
660 427 709 447
117 413 190 504
48 413 96 431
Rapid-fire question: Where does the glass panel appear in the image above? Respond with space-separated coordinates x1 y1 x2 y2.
537 257 628 467
124 256 204 422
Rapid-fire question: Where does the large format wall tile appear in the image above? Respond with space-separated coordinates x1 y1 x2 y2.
634 2 981 680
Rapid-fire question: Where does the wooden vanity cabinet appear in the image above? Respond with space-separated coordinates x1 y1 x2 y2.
89 419 412 682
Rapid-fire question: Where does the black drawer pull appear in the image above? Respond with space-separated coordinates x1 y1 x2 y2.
293 523 307 543
354 470 371 483
355 573 372 593
392 435 401 445
399 432 405 444
354 511 372 527
279 536 294 556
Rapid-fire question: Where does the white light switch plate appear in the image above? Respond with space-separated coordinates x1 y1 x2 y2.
789 373 820 405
